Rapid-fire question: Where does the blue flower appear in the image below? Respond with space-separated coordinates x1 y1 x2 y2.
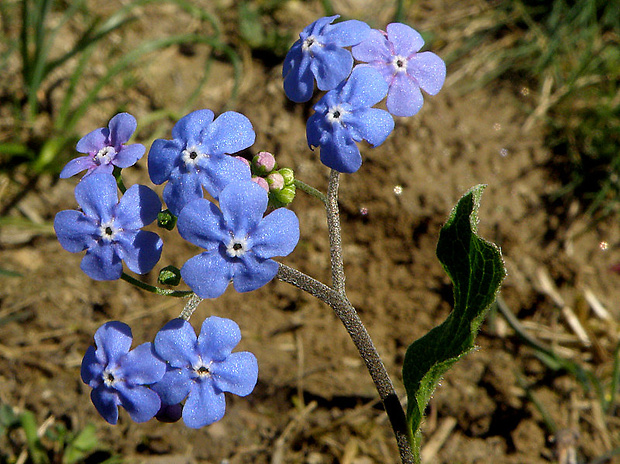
352 23 446 117
306 66 394 173
54 173 163 281
81 321 166 424
147 109 254 216
283 15 370 102
177 181 299 299
60 113 145 178
152 317 258 429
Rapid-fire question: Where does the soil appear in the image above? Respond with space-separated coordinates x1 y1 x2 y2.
1 1 620 463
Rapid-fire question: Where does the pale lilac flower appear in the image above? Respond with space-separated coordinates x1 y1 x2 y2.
352 23 446 117
60 113 145 178
152 317 258 429
81 321 166 424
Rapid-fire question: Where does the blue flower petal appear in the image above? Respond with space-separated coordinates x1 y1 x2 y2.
115 383 161 423
54 210 98 253
219 181 267 236
162 170 204 217
91 386 120 424
197 316 241 363
76 128 108 154
152 367 193 405
283 48 315 102
74 173 118 223
59 155 95 178
212 352 258 397
114 184 161 230
120 342 166 385
343 107 394 146
183 379 226 428
181 251 233 299
81 346 103 387
197 154 251 200
310 45 353 91
306 15 339 36
148 138 184 185
319 124 362 173
171 109 215 145
232 254 278 293
340 66 388 109
408 51 446 95
177 198 228 249
108 113 137 149
201 112 255 156
81 242 123 280
387 72 424 117
93 321 133 366
154 318 200 368
325 19 370 47
386 23 424 56
251 208 299 259
113 143 145 168
116 230 162 275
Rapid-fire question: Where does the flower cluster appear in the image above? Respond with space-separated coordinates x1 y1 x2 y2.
284 16 446 173
55 13 446 433
81 317 258 427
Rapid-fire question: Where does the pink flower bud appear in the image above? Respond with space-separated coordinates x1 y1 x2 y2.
252 176 269 192
267 172 285 191
252 151 276 174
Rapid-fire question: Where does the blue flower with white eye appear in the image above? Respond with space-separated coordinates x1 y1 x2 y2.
60 113 145 178
306 66 394 173
152 317 258 429
147 109 254 216
81 321 166 424
352 23 446 117
283 15 370 102
177 180 299 299
54 173 163 281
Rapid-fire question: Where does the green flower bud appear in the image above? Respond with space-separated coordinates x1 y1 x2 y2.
158 265 182 286
270 184 296 208
157 209 177 230
278 167 295 186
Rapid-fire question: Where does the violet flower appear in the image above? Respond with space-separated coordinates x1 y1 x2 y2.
60 113 145 178
177 181 299 299
81 321 166 424
54 173 163 281
152 317 258 429
147 109 254 216
283 15 370 102
352 23 446 117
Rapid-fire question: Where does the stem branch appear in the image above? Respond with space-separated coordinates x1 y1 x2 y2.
121 272 193 297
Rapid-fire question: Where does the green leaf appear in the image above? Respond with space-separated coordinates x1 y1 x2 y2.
402 185 506 457
62 424 98 464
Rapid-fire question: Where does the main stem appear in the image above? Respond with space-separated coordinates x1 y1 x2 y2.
277 264 414 463
326 170 346 294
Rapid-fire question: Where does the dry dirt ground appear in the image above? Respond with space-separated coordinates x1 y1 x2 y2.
1 1 620 463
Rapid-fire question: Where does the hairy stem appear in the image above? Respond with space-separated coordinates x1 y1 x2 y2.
294 179 327 204
277 263 414 464
326 170 346 294
179 293 203 320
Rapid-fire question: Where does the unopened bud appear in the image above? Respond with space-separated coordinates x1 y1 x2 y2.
267 172 285 191
252 176 269 192
158 265 182 286
157 209 177 230
278 167 295 185
252 151 277 175
270 184 296 208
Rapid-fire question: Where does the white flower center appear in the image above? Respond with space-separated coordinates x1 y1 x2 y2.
226 235 249 258
193 359 213 378
327 105 348 124
302 35 321 52
102 368 119 387
94 146 116 166
391 55 409 73
99 219 121 242
182 146 208 169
